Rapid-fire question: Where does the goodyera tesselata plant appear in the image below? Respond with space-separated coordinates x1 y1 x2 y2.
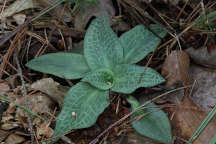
26 15 172 143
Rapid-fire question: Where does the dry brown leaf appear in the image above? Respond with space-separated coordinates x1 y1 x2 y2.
15 92 55 123
186 46 216 69
15 92 55 128
171 96 216 144
41 0 72 22
13 14 26 25
0 0 39 20
74 0 115 29
1 114 19 130
30 78 68 107
163 50 216 143
189 64 216 111
0 81 10 95
4 133 25 144
0 130 9 142
36 121 53 139
123 131 161 144
162 50 190 86
168 62 216 143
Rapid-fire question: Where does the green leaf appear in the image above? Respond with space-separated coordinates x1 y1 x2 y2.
53 82 109 137
26 53 90 79
82 69 114 90
84 16 123 70
111 64 165 94
127 96 172 143
120 24 166 64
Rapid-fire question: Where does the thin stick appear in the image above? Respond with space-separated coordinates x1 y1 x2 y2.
14 52 35 144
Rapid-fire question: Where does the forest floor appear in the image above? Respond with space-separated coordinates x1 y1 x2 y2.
0 0 216 144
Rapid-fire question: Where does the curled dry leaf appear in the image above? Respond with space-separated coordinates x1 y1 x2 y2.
171 95 216 144
124 131 161 144
168 63 216 143
189 64 216 111
0 0 71 22
162 50 190 86
0 130 9 142
1 114 19 130
0 81 10 95
40 0 72 22
186 46 216 69
74 0 115 29
138 0 182 5
4 133 25 144
13 14 26 25
0 0 39 20
15 92 55 118
30 78 68 108
36 121 54 139
162 50 216 143
15 92 55 129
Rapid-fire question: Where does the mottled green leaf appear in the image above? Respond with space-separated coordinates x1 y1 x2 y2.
26 53 90 79
120 24 166 64
53 82 109 137
82 69 114 90
111 64 165 94
127 96 172 143
84 15 123 70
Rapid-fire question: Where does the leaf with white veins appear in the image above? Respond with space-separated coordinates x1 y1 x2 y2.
26 53 90 79
127 96 172 143
82 69 114 90
53 82 109 137
120 24 166 64
84 15 123 70
111 64 165 94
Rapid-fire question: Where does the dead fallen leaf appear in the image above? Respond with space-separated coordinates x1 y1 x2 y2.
189 64 216 111
40 0 72 23
171 96 216 144
0 0 39 20
13 14 26 25
30 78 68 107
122 131 161 144
0 130 9 142
15 92 55 126
167 62 216 143
162 50 216 144
138 0 181 5
1 114 19 130
162 50 190 86
186 46 216 69
74 0 115 29
0 81 10 95
5 133 25 144
36 121 53 139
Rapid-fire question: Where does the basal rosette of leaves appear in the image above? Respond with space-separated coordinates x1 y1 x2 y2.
26 16 172 143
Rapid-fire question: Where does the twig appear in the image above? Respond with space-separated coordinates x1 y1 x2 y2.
14 52 35 144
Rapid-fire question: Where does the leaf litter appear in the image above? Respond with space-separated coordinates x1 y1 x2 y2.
1 0 216 143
